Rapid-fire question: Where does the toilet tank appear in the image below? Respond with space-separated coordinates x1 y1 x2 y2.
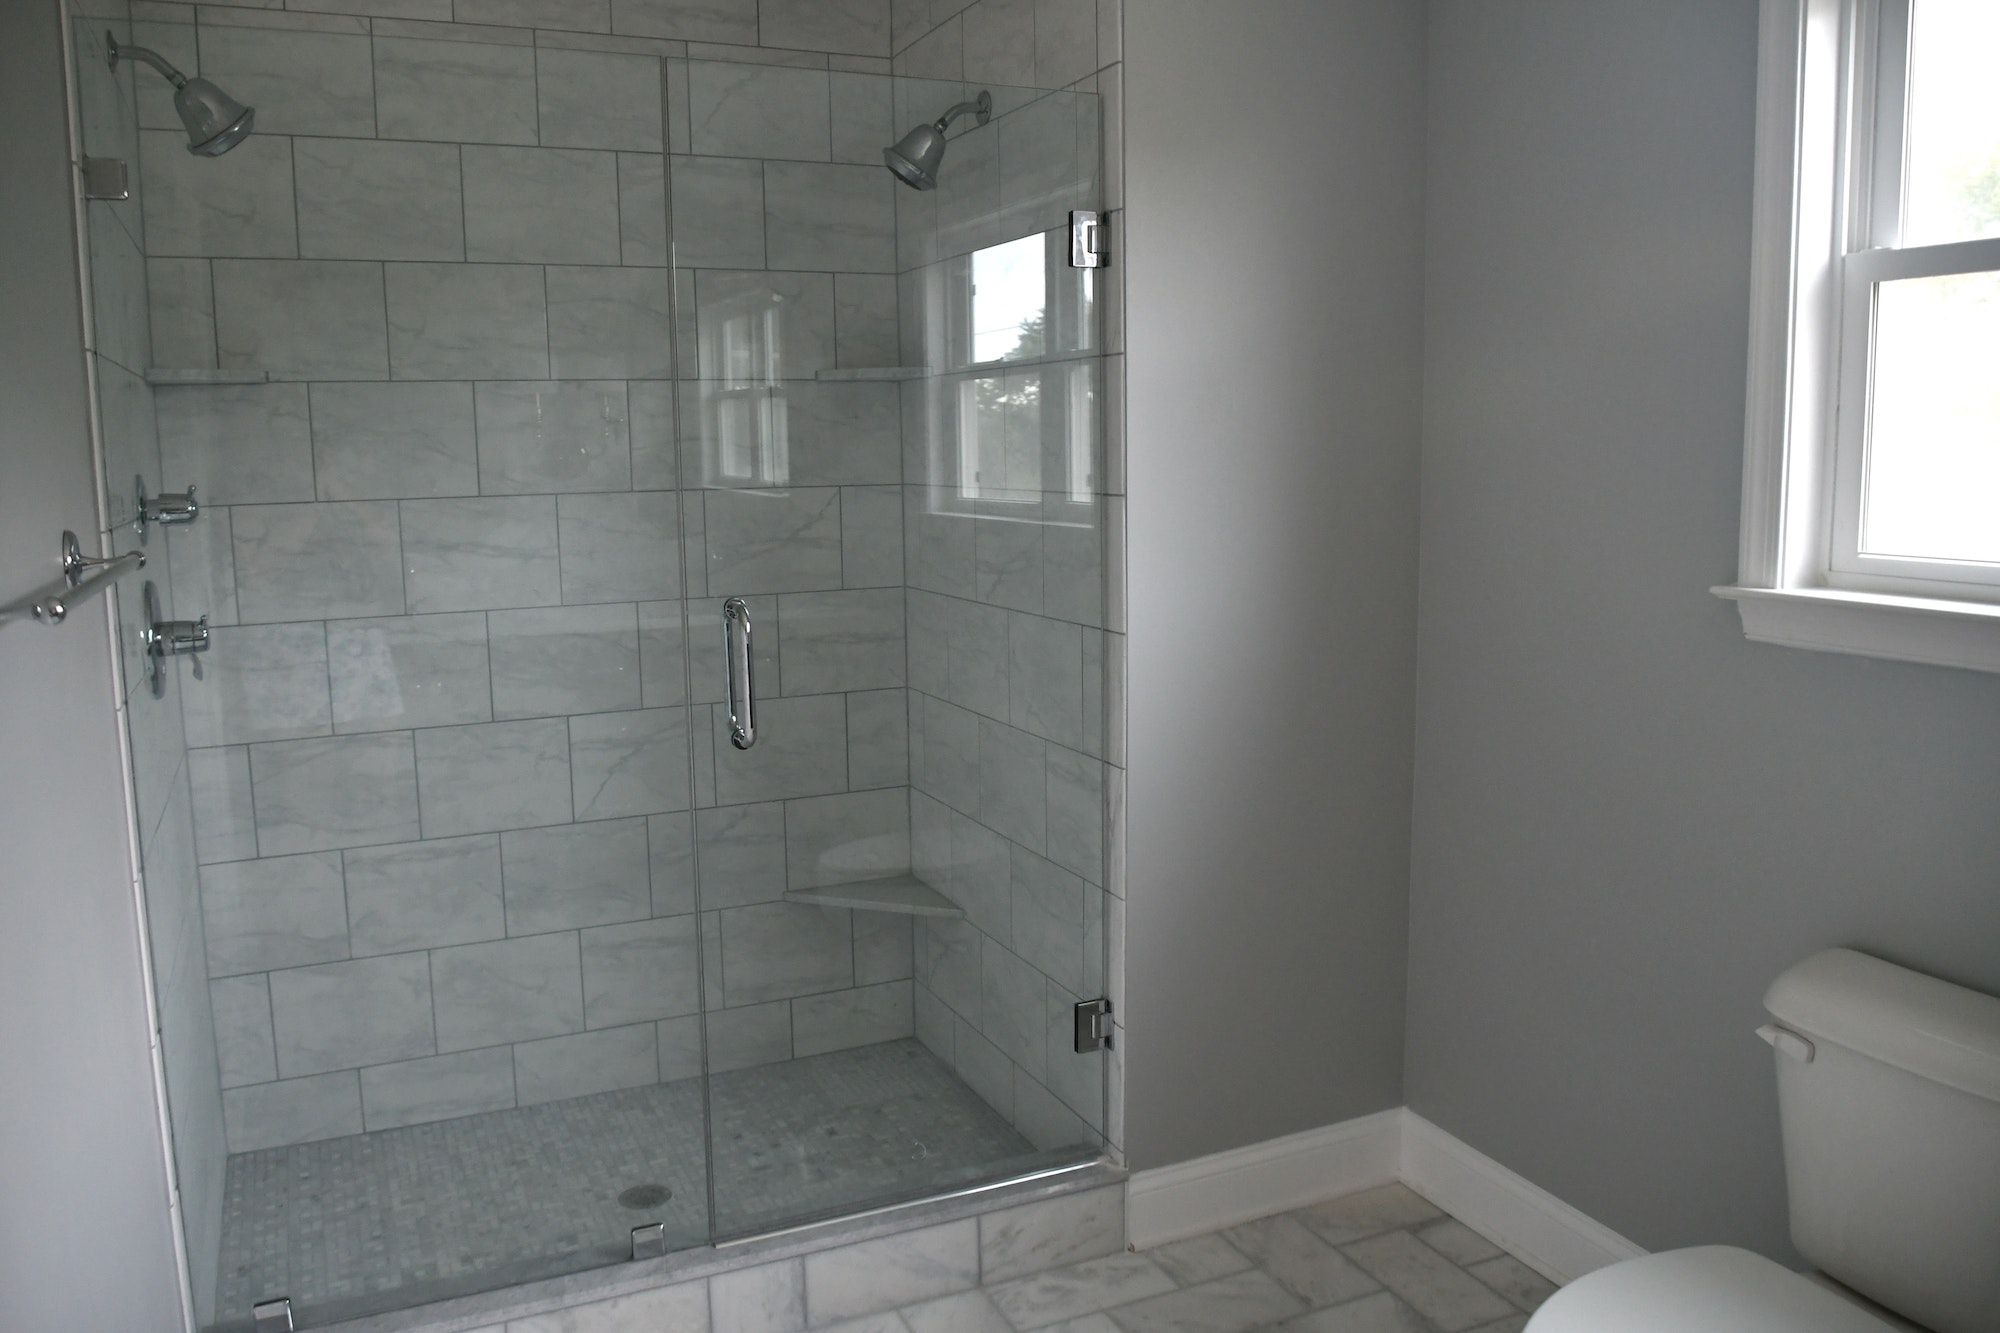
1762 949 2000 1333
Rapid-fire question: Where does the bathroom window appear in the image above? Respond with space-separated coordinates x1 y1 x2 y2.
1718 0 2000 671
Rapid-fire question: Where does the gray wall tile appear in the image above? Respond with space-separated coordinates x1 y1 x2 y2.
848 688 909 788
295 137 465 261
780 382 902 486
201 851 349 976
547 265 673 378
841 485 904 588
344 834 505 954
1008 611 1082 743
854 909 914 984
475 380 632 494
669 156 767 268
373 36 538 144
618 153 671 266
140 130 297 258
386 262 550 380
656 1012 703 1080
704 998 791 1072
830 73 895 167
710 1260 806 1333
613 0 757 44
231 501 405 622
703 487 843 594
455 0 610 26
792 979 912 1056
761 0 891 58
580 916 700 1027
213 260 389 379
693 801 787 909
209 974 278 1088
168 510 240 632
328 612 493 732
431 933 585 1051
687 62 829 159
1009 846 1084 994
182 623 333 748
147 256 216 370
785 788 909 889
538 47 664 151
222 1071 362 1152
719 901 853 1005
571 707 691 819
976 717 1045 850
639 600 691 707
778 588 905 693
694 270 835 381
197 25 376 137
502 817 651 934
360 1047 515 1130
249 733 420 855
765 163 895 271
463 146 622 264
650 810 697 915
1044 745 1101 881
489 604 641 719
916 916 981 1016
269 952 435 1076
711 693 848 804
834 271 899 364
416 718 574 836
401 496 561 612
311 382 479 500
979 940 1043 1079
188 746 258 864
514 1024 659 1104
558 492 682 602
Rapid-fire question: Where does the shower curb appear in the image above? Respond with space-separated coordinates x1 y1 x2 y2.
289 1160 1125 1333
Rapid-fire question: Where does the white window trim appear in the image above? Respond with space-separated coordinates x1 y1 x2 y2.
1713 0 2000 674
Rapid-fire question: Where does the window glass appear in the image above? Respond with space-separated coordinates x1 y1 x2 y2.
1900 0 2000 247
1861 269 2000 563
971 234 1046 363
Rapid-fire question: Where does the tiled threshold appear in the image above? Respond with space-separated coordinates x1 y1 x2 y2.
306 1159 1127 1333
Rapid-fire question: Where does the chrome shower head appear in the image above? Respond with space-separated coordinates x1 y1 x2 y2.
884 89 992 189
107 31 256 157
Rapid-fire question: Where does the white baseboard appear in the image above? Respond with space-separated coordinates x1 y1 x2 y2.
1398 1110 1645 1285
1125 1110 1402 1248
1125 1107 1646 1287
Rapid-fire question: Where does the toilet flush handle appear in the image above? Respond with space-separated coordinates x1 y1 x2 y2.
1756 1023 1816 1063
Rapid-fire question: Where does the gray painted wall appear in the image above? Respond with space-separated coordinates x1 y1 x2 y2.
1407 0 2000 1260
1122 0 1426 1170
0 3 190 1329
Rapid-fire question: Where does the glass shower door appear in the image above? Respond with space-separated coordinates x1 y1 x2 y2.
666 65 1113 1239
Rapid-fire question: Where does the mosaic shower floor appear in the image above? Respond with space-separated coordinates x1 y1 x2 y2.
210 1040 1046 1330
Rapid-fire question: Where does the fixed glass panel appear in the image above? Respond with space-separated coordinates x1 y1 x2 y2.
78 9 709 1325
1861 269 2000 563
674 68 1110 1240
1900 0 2000 247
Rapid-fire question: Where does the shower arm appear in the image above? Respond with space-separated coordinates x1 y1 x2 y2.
106 34 189 89
933 92 994 134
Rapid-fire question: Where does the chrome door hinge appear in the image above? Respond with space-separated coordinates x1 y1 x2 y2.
1073 997 1112 1052
1070 210 1108 268
81 156 129 200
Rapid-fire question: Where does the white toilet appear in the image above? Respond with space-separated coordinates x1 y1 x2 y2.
1526 948 2000 1333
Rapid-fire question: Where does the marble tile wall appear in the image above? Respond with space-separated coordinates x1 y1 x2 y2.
71 2 228 1322
137 5 927 1156
885 2 1126 1161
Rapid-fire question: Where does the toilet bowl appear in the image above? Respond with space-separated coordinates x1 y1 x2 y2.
1522 950 2000 1333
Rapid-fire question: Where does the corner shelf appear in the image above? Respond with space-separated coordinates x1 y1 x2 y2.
782 874 964 919
145 368 270 386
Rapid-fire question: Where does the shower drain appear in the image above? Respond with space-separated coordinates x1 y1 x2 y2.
617 1183 673 1210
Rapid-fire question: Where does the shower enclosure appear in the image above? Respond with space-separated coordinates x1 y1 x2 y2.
64 2 1114 1326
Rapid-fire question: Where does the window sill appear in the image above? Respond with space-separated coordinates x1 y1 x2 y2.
1712 585 2000 675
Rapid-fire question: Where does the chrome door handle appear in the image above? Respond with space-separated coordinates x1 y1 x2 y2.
723 597 756 750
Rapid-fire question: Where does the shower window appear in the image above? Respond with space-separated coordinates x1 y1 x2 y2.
66 4 1111 1323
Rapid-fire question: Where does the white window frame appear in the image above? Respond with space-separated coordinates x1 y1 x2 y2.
1715 0 2000 672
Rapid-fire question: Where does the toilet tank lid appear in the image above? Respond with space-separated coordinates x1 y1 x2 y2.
1765 949 2000 1103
